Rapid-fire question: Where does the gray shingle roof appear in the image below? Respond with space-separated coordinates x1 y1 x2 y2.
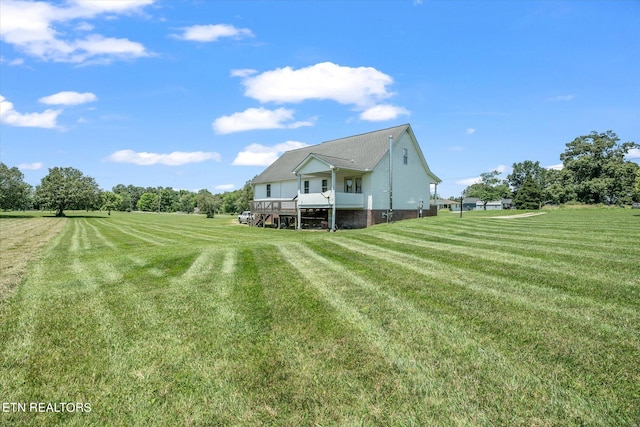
252 124 411 184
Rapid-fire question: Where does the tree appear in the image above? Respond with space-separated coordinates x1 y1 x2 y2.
463 170 511 209
560 131 638 205
507 160 547 198
542 168 576 205
196 190 216 218
178 190 196 213
221 191 238 214
234 179 254 213
137 192 158 212
634 168 640 202
0 163 32 210
36 167 100 216
101 191 122 215
513 176 543 209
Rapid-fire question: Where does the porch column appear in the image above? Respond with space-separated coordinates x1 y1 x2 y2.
296 173 302 230
331 167 336 231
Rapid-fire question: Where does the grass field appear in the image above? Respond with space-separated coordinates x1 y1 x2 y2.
1 209 639 426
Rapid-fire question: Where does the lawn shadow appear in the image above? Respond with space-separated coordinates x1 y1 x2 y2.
41 214 110 219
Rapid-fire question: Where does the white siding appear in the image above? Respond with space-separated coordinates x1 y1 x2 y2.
369 132 435 210
253 180 298 200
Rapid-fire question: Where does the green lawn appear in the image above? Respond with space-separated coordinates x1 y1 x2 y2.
1 209 638 426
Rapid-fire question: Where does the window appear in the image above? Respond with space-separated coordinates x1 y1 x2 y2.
304 180 309 194
403 148 408 165
266 184 271 198
344 177 362 194
344 178 353 193
322 179 328 192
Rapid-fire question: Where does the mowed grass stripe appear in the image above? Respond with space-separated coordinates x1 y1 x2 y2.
0 242 64 402
94 218 167 246
394 216 640 263
280 242 610 425
321 235 638 423
373 229 640 298
396 226 640 265
2 209 638 425
332 233 639 340
0 218 67 307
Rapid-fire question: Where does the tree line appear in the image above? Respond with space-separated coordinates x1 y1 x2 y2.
461 131 639 209
2 130 638 216
0 164 254 217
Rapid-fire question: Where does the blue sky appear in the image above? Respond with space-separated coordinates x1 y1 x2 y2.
1 0 638 198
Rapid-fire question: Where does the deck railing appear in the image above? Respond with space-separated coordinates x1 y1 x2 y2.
251 200 297 215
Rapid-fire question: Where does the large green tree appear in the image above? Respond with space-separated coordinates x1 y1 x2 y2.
507 160 547 197
0 163 32 210
513 176 543 209
542 168 576 205
234 179 254 213
196 190 216 218
137 192 159 212
463 170 511 209
101 191 122 215
635 168 640 202
560 131 638 205
36 167 100 216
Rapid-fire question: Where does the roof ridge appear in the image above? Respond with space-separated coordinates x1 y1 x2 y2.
319 123 409 145
284 123 410 153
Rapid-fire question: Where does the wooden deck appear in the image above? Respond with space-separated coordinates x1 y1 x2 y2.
251 200 297 215
251 200 297 228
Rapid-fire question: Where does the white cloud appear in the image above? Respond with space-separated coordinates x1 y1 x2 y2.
626 148 640 159
107 149 221 166
494 164 509 174
67 0 155 14
359 104 410 122
172 24 254 42
213 107 314 134
546 163 564 170
466 128 476 135
0 94 61 128
0 56 25 66
547 95 575 102
0 0 153 64
17 162 43 170
448 146 464 152
456 177 482 186
215 184 236 191
231 68 257 78
237 62 395 107
455 165 510 187
233 141 308 166
39 91 97 105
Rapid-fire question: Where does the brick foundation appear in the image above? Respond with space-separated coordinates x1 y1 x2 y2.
335 206 437 229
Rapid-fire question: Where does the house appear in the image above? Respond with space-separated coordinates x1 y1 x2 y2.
475 198 513 210
251 124 442 229
436 198 461 211
458 197 480 211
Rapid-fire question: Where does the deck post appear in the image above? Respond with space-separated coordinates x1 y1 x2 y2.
331 167 336 231
296 173 302 230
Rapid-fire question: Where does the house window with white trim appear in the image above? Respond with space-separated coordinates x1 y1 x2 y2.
304 180 309 194
403 148 408 165
345 177 362 193
322 179 328 192
266 184 271 197
345 178 353 193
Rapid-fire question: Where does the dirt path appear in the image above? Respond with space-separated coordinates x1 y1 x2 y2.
0 217 67 306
